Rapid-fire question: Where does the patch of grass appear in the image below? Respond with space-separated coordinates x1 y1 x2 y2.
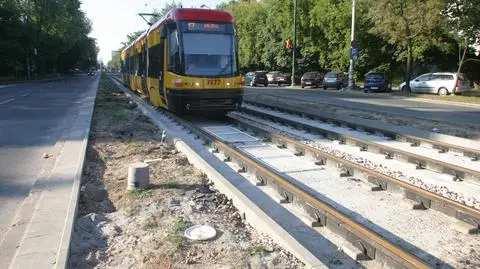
391 89 480 104
166 217 191 250
128 189 153 200
171 216 190 231
122 140 143 156
124 204 141 217
246 244 269 255
167 234 184 250
162 181 179 189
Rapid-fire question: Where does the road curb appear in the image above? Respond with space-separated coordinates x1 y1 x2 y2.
243 97 480 151
110 77 328 269
250 85 480 108
399 96 480 108
56 80 98 269
3 77 99 269
0 77 64 87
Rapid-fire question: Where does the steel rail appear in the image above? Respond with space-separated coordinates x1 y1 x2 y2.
240 103 480 183
161 111 433 269
243 100 480 160
230 114 480 228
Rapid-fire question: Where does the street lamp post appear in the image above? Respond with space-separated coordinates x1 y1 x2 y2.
347 0 356 90
291 0 297 87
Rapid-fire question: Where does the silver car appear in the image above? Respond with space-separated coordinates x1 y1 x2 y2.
399 72 471 96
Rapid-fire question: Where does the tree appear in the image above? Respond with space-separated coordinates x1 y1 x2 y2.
443 0 480 87
149 1 182 24
121 30 144 47
0 0 98 77
366 0 447 89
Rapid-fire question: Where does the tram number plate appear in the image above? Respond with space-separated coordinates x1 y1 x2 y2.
207 79 221 86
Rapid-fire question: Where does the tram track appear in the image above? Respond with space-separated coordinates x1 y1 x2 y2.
110 76 480 268
175 113 480 268
242 101 480 184
227 113 480 228
165 114 434 269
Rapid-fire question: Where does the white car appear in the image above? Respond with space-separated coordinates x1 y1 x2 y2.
399 72 471 96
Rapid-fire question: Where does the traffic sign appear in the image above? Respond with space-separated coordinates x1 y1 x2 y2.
350 47 358 60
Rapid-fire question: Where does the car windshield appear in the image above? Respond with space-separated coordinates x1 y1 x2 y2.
303 72 317 78
325 73 337 78
183 33 237 77
367 73 384 79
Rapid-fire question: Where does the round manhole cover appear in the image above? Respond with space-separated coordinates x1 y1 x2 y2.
184 225 217 241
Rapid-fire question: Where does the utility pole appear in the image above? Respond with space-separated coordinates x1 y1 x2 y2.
291 0 297 86
347 0 356 90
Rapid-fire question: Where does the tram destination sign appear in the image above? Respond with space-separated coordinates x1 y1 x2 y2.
183 22 227 32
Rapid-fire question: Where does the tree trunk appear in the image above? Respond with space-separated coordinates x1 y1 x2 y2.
405 43 413 90
454 44 468 95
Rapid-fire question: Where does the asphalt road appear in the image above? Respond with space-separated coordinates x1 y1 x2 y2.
0 74 100 240
244 87 480 126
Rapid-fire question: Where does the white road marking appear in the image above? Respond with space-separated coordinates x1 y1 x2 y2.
0 98 15 105
0 84 16 89
21 93 30 97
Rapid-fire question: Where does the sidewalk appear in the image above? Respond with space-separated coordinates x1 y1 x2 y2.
0 79 98 269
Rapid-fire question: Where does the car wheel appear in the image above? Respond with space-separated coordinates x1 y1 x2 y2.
364 90 368 93
278 82 281 86
401 85 410 92
301 84 305 88
323 86 327 90
438 87 448 96
264 83 268 87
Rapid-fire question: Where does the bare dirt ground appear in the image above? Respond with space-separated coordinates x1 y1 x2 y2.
245 93 480 140
69 76 304 269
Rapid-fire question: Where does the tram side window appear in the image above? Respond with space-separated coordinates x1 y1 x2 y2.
134 53 140 76
139 46 146 76
148 43 164 78
128 56 132 74
168 29 181 73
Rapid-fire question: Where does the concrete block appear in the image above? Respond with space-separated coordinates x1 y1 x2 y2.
339 242 369 261
360 180 384 192
453 221 479 235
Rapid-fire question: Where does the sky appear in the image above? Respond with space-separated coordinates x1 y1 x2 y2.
80 0 223 63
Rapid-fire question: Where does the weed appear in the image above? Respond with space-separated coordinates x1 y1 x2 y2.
246 244 269 255
171 216 190 232
123 140 143 155
163 181 179 189
165 217 191 249
167 234 184 250
128 189 152 200
124 204 141 217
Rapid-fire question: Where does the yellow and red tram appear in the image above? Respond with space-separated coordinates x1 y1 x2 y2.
121 8 243 113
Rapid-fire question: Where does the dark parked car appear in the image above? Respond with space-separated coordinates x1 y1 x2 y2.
267 71 291 86
364 72 391 92
244 71 268 87
301 71 323 88
323 71 348 90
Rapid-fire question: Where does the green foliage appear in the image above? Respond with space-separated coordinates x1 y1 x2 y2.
166 217 190 249
219 0 476 80
150 1 182 24
0 0 98 77
444 0 480 45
